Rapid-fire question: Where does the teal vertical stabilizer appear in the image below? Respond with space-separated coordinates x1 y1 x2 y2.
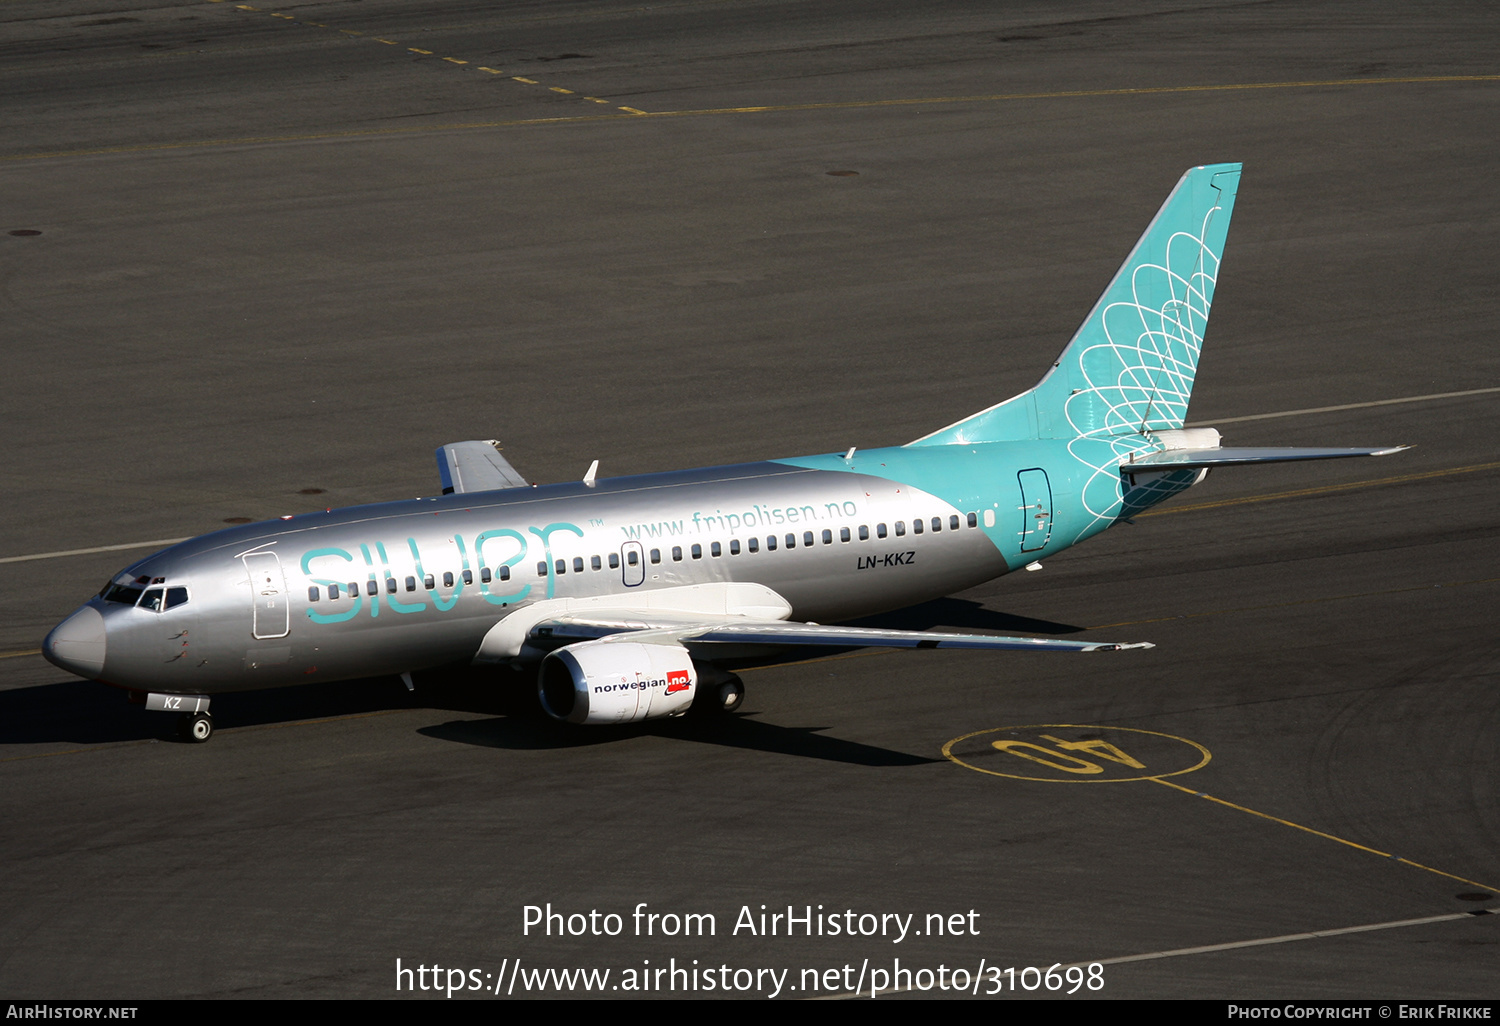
911 163 1241 446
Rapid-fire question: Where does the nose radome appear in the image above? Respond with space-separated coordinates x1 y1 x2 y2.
43 606 107 678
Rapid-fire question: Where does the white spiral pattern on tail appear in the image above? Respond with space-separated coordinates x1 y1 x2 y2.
1064 204 1224 535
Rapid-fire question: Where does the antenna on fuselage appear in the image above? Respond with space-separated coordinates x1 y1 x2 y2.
583 460 599 488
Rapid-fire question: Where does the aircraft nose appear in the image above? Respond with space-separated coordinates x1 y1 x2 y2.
43 606 107 678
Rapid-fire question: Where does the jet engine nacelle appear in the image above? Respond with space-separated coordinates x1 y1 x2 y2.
538 639 698 725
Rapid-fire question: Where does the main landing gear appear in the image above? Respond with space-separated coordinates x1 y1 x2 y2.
693 671 745 716
714 677 745 714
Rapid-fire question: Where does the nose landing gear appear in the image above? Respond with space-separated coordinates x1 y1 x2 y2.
142 692 214 743
178 711 214 743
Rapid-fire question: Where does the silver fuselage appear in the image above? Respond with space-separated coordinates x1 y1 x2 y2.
55 444 1146 695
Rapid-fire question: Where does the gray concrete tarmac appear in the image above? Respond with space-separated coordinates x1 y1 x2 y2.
2 0 1497 1000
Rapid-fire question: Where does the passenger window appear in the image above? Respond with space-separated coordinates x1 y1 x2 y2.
785 534 795 549
462 570 473 585
406 575 418 591
348 582 359 597
499 565 511 581
747 537 758 553
610 553 621 569
366 580 378 596
424 574 435 589
691 544 702 560
950 515 960 531
386 577 398 593
443 572 455 588
572 557 584 573
858 525 869 540
840 527 850 542
536 561 547 577
480 568 492 583
166 587 189 609
877 523 887 539
307 587 320 602
894 522 905 537
327 584 340 600
967 512 977 528
766 535 777 551
822 529 833 544
710 542 721 557
650 549 661 564
729 539 740 555
913 519 924 535
932 517 942 532
555 559 566 575
591 555 602 571
672 546 683 561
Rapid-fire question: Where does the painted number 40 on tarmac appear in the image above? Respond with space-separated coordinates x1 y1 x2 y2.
943 725 1211 783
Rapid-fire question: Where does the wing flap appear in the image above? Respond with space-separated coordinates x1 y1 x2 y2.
436 440 529 494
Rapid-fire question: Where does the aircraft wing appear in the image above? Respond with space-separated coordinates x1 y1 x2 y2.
436 440 529 494
529 613 1151 653
1125 445 1408 469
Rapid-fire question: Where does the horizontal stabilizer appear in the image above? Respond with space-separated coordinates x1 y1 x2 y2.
436 440 529 494
1125 445 1408 470
532 613 1151 653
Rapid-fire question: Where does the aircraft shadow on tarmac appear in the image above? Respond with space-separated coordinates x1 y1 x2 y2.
4 600 1071 750
0 673 433 746
419 713 939 766
3 673 937 765
1 665 551 746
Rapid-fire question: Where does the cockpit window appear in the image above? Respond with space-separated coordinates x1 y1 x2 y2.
103 584 145 606
139 588 165 612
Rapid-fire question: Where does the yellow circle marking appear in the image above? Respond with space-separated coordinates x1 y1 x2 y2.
943 724 1210 783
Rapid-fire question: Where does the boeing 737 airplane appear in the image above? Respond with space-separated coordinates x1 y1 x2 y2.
43 163 1404 742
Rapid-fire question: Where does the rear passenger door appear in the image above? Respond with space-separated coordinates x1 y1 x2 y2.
1017 469 1053 552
